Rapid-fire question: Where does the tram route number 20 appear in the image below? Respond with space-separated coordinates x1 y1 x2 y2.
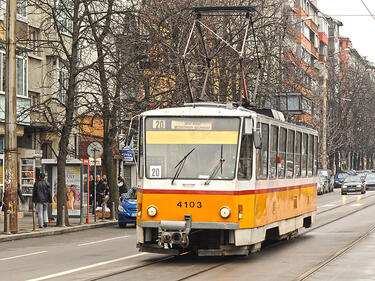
177 201 202 208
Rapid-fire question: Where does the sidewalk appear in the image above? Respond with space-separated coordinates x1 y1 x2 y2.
0 211 118 243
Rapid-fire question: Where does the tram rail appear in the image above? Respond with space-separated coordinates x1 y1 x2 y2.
91 192 375 281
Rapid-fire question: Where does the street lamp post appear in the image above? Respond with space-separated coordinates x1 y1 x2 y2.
4 0 18 234
322 56 328 169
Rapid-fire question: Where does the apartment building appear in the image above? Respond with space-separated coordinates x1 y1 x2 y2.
0 1 78 210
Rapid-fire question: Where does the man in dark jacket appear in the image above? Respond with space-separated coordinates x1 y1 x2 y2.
32 173 52 228
96 175 105 208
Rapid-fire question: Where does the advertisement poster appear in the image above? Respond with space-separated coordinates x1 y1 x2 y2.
52 165 81 216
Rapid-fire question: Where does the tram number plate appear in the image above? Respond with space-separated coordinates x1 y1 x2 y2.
177 201 202 208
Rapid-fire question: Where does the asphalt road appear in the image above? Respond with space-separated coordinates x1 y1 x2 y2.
2 189 375 281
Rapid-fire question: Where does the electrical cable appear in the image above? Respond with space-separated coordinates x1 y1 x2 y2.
360 0 375 22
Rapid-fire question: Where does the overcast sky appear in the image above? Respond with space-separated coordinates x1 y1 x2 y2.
318 0 375 63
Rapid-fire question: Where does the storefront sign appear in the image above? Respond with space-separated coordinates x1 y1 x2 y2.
122 151 134 162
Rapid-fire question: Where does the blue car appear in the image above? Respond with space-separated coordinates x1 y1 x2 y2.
118 187 137 228
334 171 351 188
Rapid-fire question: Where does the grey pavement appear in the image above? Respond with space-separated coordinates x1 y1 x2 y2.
0 211 118 243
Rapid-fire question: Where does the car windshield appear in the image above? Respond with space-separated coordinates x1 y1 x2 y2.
145 117 240 180
336 173 348 178
344 176 361 183
124 187 137 200
366 174 375 180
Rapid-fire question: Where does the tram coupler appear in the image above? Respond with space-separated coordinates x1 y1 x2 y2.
157 215 192 248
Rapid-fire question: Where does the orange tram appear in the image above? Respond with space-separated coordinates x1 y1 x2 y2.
136 103 318 256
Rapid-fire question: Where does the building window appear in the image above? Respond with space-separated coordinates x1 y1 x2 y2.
30 91 40 106
58 67 69 103
280 95 302 112
42 141 53 159
0 52 27 97
17 0 27 17
17 56 27 96
55 0 73 35
29 27 40 56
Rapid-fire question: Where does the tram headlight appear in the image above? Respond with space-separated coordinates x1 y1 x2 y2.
147 206 158 217
220 207 231 219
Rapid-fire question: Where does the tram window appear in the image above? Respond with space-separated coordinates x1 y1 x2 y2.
302 133 308 177
256 123 269 180
286 130 295 178
307 135 314 176
295 132 301 177
138 117 144 178
238 135 253 180
278 127 287 179
269 125 278 179
313 136 318 175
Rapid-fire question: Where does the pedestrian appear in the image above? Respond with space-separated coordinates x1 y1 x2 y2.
32 173 52 228
89 175 95 214
118 176 127 195
96 175 105 208
1 183 25 211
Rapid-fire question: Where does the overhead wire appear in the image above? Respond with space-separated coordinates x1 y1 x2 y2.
360 0 375 22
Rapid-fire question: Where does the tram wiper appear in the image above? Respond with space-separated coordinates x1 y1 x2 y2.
171 148 196 185
205 144 225 185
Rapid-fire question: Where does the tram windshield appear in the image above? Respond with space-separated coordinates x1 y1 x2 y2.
145 117 240 180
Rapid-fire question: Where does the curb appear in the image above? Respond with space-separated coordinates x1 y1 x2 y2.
0 221 118 243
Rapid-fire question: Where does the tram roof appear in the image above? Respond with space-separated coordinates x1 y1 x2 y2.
141 103 255 117
141 102 318 134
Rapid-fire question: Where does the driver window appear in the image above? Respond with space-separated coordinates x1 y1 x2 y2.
238 135 253 180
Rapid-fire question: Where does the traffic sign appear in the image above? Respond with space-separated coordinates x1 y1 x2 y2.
87 142 103 158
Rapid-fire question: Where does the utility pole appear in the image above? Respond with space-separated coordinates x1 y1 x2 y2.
322 56 328 169
4 0 18 233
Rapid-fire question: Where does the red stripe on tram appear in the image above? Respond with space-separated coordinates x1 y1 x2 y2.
138 183 315 196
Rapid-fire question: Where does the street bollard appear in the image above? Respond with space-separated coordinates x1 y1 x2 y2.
4 210 10 235
32 204 37 231
102 202 106 221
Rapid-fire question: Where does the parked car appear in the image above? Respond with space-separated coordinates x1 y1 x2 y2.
334 171 351 188
318 169 334 192
118 187 137 228
364 173 375 190
317 175 328 195
356 170 371 181
341 175 366 195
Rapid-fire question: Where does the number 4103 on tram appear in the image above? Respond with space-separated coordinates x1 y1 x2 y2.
135 102 318 256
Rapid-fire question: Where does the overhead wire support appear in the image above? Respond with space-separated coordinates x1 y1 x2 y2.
250 14 262 105
183 6 258 104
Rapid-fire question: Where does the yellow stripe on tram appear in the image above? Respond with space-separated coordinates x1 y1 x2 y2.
146 131 239 144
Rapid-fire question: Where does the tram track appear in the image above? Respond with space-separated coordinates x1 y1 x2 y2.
91 193 375 281
295 224 375 281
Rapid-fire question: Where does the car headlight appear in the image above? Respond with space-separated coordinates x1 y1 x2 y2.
147 206 158 217
220 207 231 218
357 184 362 188
118 205 125 212
342 185 347 188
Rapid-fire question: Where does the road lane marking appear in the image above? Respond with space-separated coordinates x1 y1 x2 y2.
351 203 363 207
321 204 335 207
26 252 148 281
77 236 129 246
0 251 47 261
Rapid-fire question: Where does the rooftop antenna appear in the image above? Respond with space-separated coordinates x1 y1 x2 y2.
182 6 262 106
